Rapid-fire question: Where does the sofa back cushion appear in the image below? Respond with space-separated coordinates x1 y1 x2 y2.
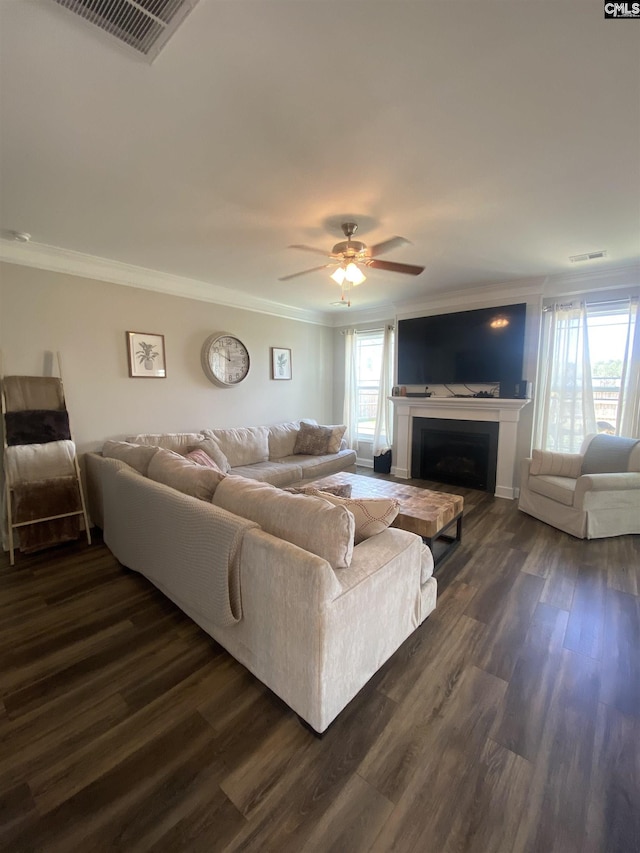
128 433 205 454
147 448 225 501
293 422 347 456
103 440 159 476
268 421 301 459
212 476 354 569
202 426 269 467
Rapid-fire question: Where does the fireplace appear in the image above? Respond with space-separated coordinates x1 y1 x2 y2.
411 418 499 492
390 396 530 499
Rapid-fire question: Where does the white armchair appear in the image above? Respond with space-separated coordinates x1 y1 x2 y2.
518 433 640 539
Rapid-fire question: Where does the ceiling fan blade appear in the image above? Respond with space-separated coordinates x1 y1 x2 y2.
367 236 410 257
288 244 332 257
368 259 425 276
278 264 332 281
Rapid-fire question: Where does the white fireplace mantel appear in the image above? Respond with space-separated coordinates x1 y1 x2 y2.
390 396 531 499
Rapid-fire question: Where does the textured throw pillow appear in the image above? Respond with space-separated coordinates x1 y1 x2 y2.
530 450 582 478
184 448 223 472
190 439 231 473
285 483 352 499
102 440 159 476
303 489 399 544
293 422 347 456
147 448 225 501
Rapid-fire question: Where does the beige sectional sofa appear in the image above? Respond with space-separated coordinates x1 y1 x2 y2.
85 421 437 733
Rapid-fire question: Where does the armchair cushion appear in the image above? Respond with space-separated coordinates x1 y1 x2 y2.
530 450 582 478
528 474 577 507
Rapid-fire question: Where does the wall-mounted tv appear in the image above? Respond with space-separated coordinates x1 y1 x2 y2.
397 303 526 390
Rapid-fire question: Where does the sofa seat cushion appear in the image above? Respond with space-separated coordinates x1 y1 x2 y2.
212 475 354 569
230 461 302 487
147 448 225 501
202 426 269 467
128 433 205 454
281 449 357 481
103 440 159 476
294 422 347 455
528 474 577 507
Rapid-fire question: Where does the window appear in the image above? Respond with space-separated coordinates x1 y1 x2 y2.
354 330 385 439
343 326 394 448
588 302 630 434
534 296 639 452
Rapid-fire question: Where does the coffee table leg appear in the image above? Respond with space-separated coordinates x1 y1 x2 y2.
425 513 463 569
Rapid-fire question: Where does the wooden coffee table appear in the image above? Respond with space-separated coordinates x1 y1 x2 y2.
308 472 464 568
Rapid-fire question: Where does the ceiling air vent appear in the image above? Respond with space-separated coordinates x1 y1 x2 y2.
569 250 608 263
51 0 200 61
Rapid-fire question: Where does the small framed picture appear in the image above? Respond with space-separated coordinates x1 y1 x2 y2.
126 331 166 378
271 347 292 380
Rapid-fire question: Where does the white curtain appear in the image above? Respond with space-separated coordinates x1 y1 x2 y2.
534 301 596 452
618 297 640 438
342 329 359 450
372 324 394 456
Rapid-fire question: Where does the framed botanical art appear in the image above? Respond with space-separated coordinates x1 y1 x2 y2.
126 331 166 378
271 347 292 380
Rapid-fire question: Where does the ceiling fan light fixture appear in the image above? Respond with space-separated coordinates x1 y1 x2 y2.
331 266 346 285
345 262 366 285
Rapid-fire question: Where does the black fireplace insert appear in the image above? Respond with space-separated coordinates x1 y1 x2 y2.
411 418 499 492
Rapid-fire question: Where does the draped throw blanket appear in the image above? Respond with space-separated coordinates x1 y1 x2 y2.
11 477 81 553
4 410 71 446
581 434 640 474
2 376 65 412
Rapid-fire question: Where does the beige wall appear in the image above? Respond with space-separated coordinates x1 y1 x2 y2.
0 263 335 454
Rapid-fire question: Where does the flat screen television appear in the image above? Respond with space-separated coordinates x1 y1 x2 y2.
397 303 526 390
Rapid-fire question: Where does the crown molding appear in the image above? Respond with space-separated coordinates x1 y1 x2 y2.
541 262 640 296
393 276 546 320
0 239 330 326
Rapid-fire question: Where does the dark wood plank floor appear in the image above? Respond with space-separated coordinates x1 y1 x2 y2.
1 470 639 852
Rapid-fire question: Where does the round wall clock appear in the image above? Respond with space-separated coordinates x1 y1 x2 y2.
201 333 250 387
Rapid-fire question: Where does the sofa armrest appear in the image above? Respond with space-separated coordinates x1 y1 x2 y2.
574 471 640 507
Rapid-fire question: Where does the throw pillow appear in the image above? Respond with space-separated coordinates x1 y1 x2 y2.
102 440 159 476
190 439 231 473
285 483 352 498
147 448 225 501
293 422 347 456
184 448 223 472
530 450 582 478
303 489 399 544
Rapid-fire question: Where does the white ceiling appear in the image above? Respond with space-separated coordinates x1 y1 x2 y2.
1 1 639 322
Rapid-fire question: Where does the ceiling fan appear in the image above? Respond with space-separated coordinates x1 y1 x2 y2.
279 222 425 306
